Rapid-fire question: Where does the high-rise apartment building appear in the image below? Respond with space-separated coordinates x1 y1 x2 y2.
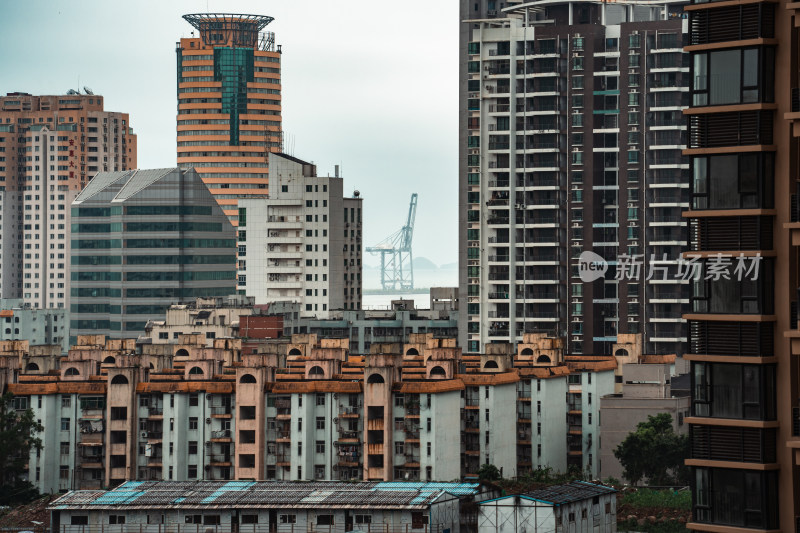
176 14 282 224
69 168 236 343
238 153 363 317
684 1 790 531
458 1 689 356
0 92 136 309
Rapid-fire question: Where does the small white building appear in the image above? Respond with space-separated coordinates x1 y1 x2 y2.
51 480 486 533
477 481 617 533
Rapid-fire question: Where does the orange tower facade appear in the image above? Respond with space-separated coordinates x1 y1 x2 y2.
176 13 282 224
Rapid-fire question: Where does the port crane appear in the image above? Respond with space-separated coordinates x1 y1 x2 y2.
366 193 418 291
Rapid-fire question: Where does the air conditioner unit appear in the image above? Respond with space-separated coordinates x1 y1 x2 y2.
516 204 525 209
206 418 211 424
333 417 339 424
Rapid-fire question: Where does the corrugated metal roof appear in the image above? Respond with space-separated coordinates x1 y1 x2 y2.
50 481 481 511
520 481 616 506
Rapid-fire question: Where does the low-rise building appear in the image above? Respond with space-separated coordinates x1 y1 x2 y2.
50 480 487 533
0 298 68 353
5 333 657 493
599 362 691 481
477 481 617 533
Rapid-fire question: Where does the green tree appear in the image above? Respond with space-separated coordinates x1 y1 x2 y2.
0 392 43 504
613 413 689 486
477 463 501 481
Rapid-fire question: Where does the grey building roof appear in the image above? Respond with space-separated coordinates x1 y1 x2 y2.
50 481 481 511
74 168 178 204
480 481 616 507
523 481 616 506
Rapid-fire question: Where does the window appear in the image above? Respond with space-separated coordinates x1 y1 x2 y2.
692 153 774 210
355 515 372 525
189 393 198 406
59 465 69 479
316 393 325 406
693 362 776 420
279 515 296 524
188 464 197 479
317 515 334 526
188 441 198 455
316 417 325 430
693 468 777 529
60 441 70 455
61 418 70 431
693 47 774 106
316 441 325 454
189 417 198 430
61 395 71 408
108 516 125 525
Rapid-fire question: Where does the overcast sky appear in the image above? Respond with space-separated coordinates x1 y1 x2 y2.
0 0 459 267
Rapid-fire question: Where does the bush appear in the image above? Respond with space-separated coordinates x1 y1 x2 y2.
621 489 691 510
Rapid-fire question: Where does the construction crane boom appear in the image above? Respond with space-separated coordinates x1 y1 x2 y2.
366 193 418 291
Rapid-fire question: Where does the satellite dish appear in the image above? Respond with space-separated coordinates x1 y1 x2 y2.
83 87 94 95
353 190 360 198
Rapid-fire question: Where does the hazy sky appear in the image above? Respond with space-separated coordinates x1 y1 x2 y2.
0 1 459 267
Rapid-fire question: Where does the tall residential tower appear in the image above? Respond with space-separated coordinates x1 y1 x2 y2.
177 14 282 224
685 0 796 531
459 1 689 356
0 92 136 310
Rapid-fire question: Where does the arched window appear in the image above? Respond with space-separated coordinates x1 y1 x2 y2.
289 348 302 356
188 366 204 376
520 348 534 356
176 348 189 357
239 373 257 384
430 366 447 378
149 363 154 369
64 367 80 376
484 360 499 370
308 366 324 377
26 362 39 371
406 348 419 356
110 374 128 385
615 349 629 357
367 373 385 384
103 356 116 365
536 355 551 364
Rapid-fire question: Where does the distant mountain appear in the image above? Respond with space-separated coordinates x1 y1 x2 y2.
413 256 439 270
439 262 458 270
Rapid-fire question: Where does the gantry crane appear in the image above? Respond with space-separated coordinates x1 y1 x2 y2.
366 193 418 291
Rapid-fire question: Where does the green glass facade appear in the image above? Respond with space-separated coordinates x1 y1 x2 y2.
69 168 236 343
214 47 254 146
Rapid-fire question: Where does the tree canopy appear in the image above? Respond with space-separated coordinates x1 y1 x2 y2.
0 393 43 504
477 463 502 481
613 413 689 486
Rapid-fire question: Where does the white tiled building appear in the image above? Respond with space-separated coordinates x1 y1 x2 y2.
237 153 362 318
